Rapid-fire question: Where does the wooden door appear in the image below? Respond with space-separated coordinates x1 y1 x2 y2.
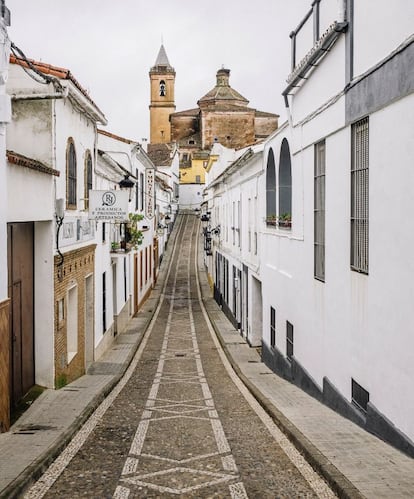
7 222 35 406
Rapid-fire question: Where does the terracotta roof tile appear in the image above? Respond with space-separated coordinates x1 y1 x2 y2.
147 143 174 166
7 150 60 176
10 54 101 112
98 129 136 144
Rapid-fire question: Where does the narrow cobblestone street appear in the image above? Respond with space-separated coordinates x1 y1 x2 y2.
24 215 335 499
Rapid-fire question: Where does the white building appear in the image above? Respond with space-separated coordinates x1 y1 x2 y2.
147 142 180 263
7 52 107 389
204 0 414 457
203 142 265 346
260 0 414 455
96 129 157 358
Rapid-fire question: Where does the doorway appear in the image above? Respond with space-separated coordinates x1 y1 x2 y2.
7 222 35 406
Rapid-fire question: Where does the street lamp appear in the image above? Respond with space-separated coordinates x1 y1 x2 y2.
118 174 135 201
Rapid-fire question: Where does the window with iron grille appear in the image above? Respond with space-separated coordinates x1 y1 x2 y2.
84 150 92 210
66 139 77 208
286 321 294 361
351 378 369 414
314 140 326 281
270 307 276 348
351 117 369 274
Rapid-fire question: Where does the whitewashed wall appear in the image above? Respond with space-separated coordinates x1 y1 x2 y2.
179 184 204 210
353 1 414 77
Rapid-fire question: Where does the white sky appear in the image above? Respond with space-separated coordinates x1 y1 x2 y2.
7 0 311 142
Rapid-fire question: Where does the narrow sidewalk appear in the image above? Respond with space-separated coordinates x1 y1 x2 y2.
196 233 414 499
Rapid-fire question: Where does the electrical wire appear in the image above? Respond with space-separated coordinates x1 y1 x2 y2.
10 41 65 93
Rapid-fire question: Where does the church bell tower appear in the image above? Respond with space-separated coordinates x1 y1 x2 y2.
149 44 176 144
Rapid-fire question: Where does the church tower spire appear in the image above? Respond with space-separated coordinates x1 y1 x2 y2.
149 44 176 144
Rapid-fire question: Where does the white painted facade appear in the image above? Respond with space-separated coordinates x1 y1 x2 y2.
261 0 414 447
205 0 414 452
204 143 264 346
95 131 158 358
6 55 106 387
178 184 203 210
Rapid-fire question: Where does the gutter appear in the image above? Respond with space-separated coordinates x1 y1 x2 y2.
282 20 348 108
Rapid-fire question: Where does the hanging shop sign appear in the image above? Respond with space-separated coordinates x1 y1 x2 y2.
89 190 129 221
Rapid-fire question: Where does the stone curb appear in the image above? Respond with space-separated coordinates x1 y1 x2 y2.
0 219 182 499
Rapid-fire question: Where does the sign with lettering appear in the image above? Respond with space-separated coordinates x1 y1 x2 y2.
146 168 155 219
89 190 129 221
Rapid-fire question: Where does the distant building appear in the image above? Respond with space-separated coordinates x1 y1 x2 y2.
149 46 279 209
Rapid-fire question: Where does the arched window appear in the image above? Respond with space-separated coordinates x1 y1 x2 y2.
159 80 166 96
66 139 77 209
278 138 292 228
266 148 276 225
84 150 92 210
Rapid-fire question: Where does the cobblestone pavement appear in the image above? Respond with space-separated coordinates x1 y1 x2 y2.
24 215 336 499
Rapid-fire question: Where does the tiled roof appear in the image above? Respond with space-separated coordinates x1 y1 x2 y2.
10 55 101 112
7 150 60 176
147 143 174 166
170 108 200 118
154 44 171 67
255 110 280 118
98 129 136 144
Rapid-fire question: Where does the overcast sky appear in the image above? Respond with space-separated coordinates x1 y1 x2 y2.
7 0 311 142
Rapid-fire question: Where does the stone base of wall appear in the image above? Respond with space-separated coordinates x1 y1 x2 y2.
262 342 414 458
0 299 10 432
94 324 115 363
114 298 131 335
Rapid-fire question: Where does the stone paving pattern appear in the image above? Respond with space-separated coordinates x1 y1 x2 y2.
0 213 413 498
34 215 328 498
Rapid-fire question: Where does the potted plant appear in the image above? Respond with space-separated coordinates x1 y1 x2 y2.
111 241 120 252
266 214 277 226
278 212 292 228
127 213 144 249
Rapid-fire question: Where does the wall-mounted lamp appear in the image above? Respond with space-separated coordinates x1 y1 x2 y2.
118 174 135 201
211 225 221 236
55 198 65 282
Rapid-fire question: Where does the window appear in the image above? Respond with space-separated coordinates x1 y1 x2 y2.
286 321 294 361
266 148 276 224
279 138 292 228
102 222 106 243
352 378 369 414
189 140 195 145
66 139 77 208
351 117 369 274
140 172 144 211
270 307 276 347
314 140 326 281
135 168 139 211
67 285 78 362
102 272 106 333
124 258 127 302
84 150 92 210
159 80 166 96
